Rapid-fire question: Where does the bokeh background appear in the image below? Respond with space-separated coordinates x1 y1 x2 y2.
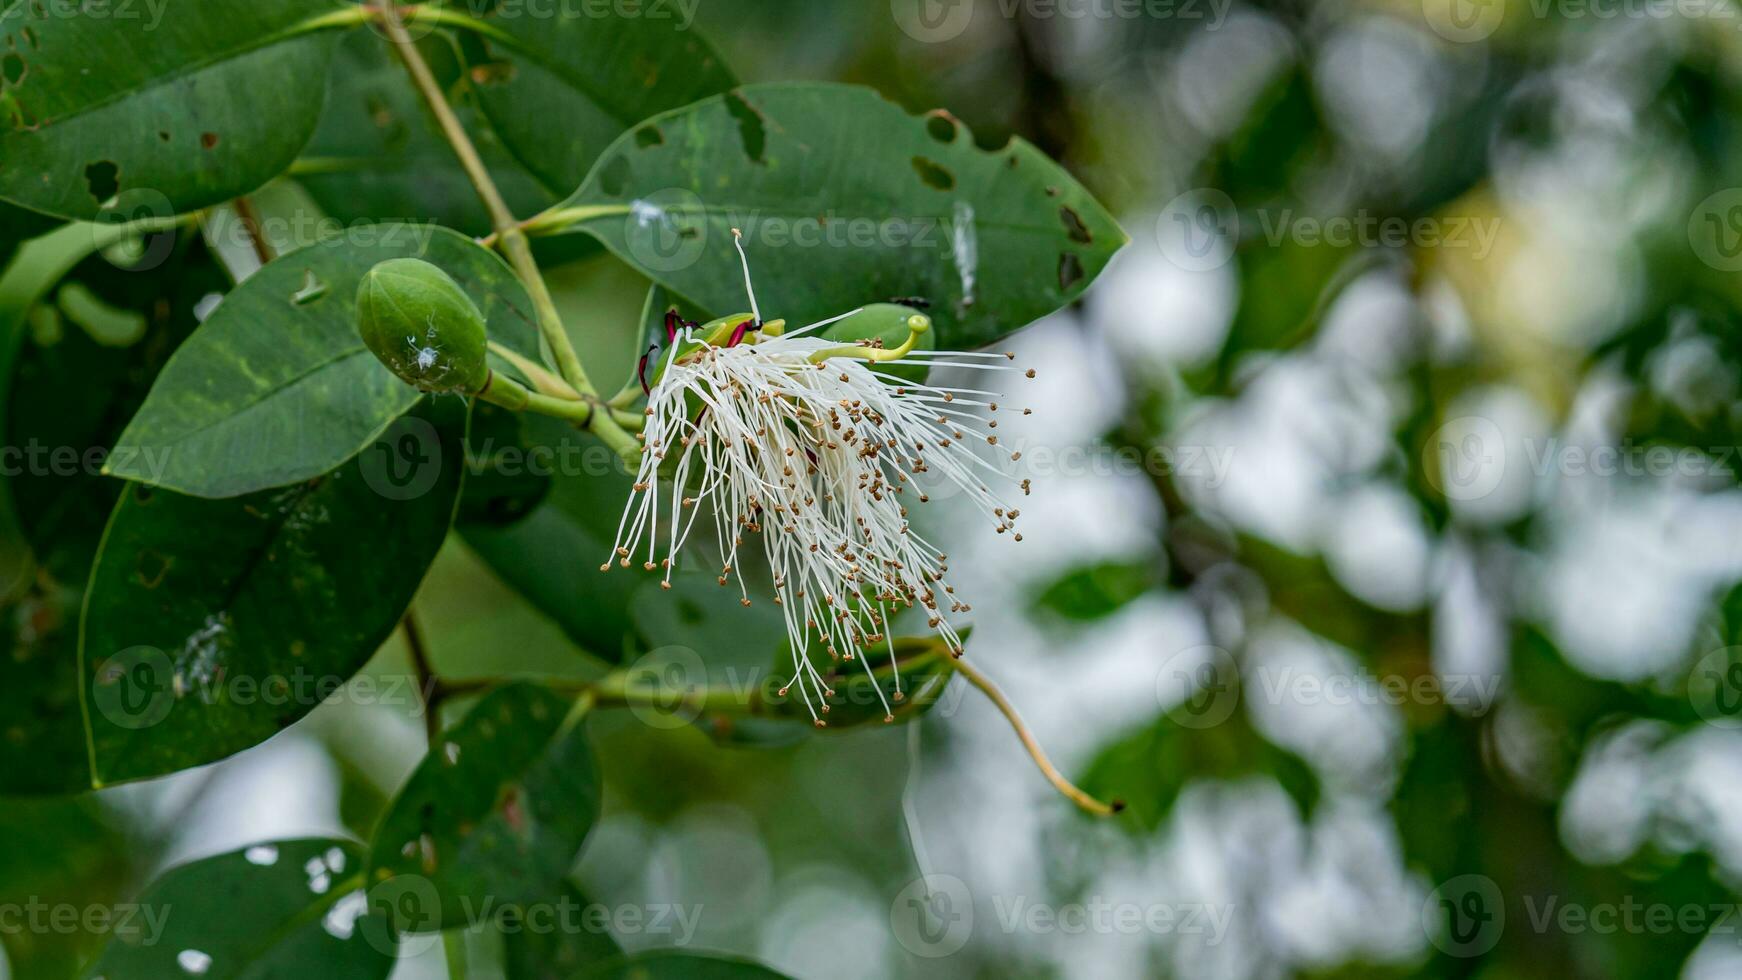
12 0 1742 977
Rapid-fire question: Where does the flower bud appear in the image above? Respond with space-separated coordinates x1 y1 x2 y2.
820 303 935 383
357 258 490 394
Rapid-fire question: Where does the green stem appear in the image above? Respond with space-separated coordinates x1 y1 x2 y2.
475 369 644 431
376 2 641 460
298 6 376 32
401 4 516 43
518 204 634 238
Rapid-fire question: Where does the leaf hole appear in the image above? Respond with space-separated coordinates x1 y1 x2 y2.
1058 252 1085 292
724 90 767 163
158 130 170 142
634 124 664 148
1 53 24 86
1059 205 1093 244
291 270 329 306
911 156 955 191
926 112 958 144
83 160 119 204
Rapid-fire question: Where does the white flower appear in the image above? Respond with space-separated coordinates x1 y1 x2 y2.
607 233 1031 724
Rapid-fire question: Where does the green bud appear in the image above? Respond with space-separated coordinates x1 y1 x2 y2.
357 258 490 394
820 303 936 383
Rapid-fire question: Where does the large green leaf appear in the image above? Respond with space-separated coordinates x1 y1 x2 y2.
461 4 736 197
550 83 1125 350
86 839 394 979
573 951 792 980
107 225 535 498
78 397 466 787
0 0 355 219
367 682 600 932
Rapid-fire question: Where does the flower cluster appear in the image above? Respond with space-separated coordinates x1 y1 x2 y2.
607 235 1033 723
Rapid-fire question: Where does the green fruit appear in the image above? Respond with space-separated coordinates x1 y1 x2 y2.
820 303 936 383
356 258 490 394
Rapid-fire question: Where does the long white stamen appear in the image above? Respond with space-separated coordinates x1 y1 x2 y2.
732 228 762 324
607 251 1027 722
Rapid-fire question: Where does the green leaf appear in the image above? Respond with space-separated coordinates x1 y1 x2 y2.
85 839 394 979
367 682 600 933
108 225 535 498
551 82 1126 350
299 29 559 237
78 397 466 787
0 0 355 219
573 950 792 980
1033 560 1159 623
461 6 736 198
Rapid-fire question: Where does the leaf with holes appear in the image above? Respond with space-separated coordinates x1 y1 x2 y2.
78 397 465 787
458 5 736 199
106 225 536 498
366 682 600 933
547 82 1125 350
85 839 394 979
0 0 355 219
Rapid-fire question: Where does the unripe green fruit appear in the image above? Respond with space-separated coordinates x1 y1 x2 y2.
357 258 490 395
821 304 936 383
